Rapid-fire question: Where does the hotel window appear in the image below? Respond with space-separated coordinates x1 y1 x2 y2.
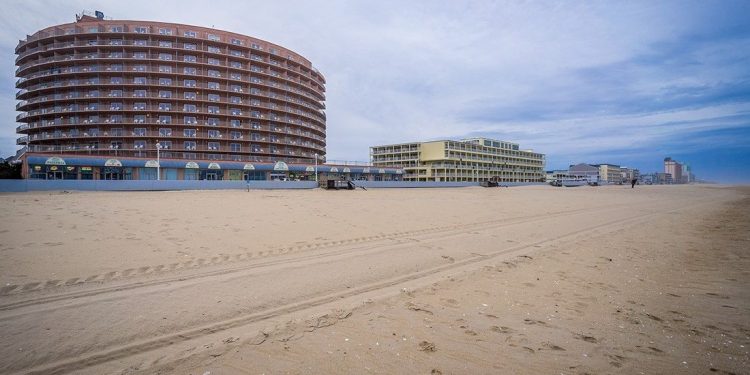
230 143 241 152
208 69 220 77
183 79 196 87
159 78 172 85
184 30 196 38
133 52 147 59
133 102 146 110
208 142 219 150
158 65 172 73
183 141 196 150
133 77 146 84
159 90 172 98
183 116 197 124
86 89 99 97
207 118 219 126
133 115 145 123
134 39 147 46
208 46 221 53
158 115 172 124
183 67 197 74
184 43 196 50
108 115 123 123
183 104 197 112
250 54 263 61
250 111 261 118
207 58 220 66
230 96 241 104
133 89 147 98
110 102 123 110
184 129 197 137
208 130 221 138
109 90 123 97
250 99 261 106
207 82 220 90
110 26 123 32
230 119 241 127
207 33 220 41
230 85 242 92
250 77 262 84
158 103 172 111
158 28 173 35
208 94 220 102
231 38 243 46
230 73 242 80
230 131 242 140
133 128 146 136
132 65 146 72
229 50 242 57
110 77 123 84
250 43 262 50
184 92 197 99
160 141 172 149
159 128 172 136
208 106 219 114
250 65 262 73
183 55 197 62
158 41 172 47
230 108 242 116
109 39 123 45
251 122 261 129
230 61 242 68
158 53 172 61
250 88 261 95
134 26 148 34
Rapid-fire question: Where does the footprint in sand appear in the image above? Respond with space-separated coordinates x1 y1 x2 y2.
574 333 598 343
523 319 547 326
490 326 514 334
440 298 460 308
541 342 566 351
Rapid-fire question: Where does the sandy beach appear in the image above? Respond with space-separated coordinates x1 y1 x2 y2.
0 185 747 374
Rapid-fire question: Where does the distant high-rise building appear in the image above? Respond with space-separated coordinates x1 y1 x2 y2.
664 157 683 184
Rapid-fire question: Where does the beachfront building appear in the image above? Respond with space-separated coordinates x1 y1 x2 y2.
14 12 379 181
595 164 623 184
545 169 571 183
568 163 600 182
664 157 683 184
621 167 639 182
370 137 545 182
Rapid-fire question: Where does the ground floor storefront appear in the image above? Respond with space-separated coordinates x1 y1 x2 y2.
23 155 403 182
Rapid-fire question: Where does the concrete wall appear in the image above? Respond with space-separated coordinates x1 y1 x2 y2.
0 180 546 192
0 180 318 192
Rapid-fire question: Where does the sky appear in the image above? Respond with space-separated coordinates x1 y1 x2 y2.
1 0 749 183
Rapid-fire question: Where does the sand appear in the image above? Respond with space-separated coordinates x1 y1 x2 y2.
0 185 747 374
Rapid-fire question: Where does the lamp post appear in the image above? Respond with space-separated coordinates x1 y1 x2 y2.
314 153 318 182
155 140 161 181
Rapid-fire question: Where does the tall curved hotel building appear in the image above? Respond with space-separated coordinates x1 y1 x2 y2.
14 13 359 180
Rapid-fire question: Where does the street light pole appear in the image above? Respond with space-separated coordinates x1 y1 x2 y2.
314 153 318 182
156 140 161 181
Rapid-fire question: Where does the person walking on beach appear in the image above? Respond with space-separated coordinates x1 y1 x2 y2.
631 178 637 188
